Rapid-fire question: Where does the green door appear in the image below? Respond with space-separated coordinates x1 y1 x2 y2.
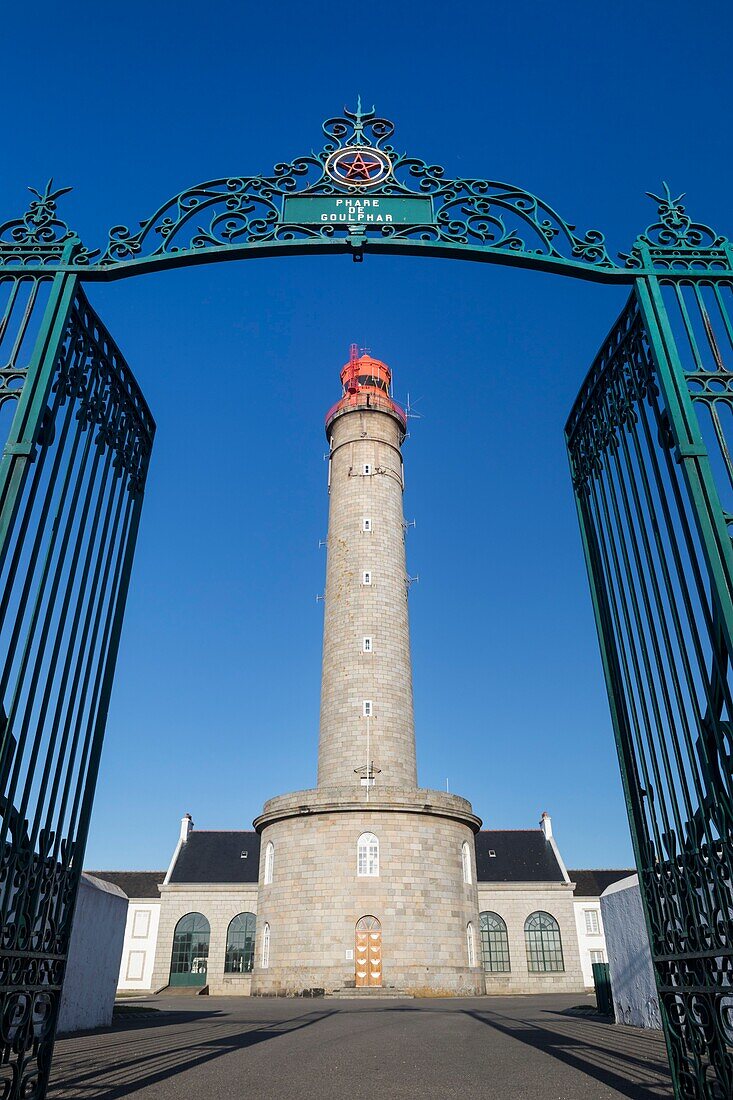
169 912 210 987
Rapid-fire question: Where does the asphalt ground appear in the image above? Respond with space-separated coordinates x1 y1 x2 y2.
49 993 673 1100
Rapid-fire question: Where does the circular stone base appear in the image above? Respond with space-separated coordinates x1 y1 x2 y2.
250 788 484 997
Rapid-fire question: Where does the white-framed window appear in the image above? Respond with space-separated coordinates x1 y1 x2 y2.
363 463 372 476
363 700 373 717
590 949 605 965
462 840 472 884
262 923 270 968
362 636 372 653
264 841 274 885
362 570 372 585
584 909 600 935
362 517 372 532
467 922 476 966
357 832 379 877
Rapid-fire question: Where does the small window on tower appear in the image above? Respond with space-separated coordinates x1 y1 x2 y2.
362 517 372 532
363 463 372 476
362 571 372 586
363 637 372 653
363 700 373 717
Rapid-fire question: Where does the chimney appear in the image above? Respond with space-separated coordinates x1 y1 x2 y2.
540 811 552 840
180 813 193 843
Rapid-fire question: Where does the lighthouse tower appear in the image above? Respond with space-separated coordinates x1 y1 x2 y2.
252 348 483 996
318 345 416 790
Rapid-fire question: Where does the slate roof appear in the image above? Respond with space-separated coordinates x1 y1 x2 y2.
87 871 165 899
569 868 634 897
475 830 565 883
168 831 261 884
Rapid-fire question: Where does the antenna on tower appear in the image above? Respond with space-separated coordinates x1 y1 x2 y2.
346 342 360 395
405 393 423 421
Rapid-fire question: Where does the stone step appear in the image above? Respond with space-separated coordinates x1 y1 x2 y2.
327 988 413 999
156 984 209 996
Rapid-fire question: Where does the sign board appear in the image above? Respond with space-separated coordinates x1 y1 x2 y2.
282 195 433 227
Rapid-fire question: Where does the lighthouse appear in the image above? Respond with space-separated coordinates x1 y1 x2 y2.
318 345 416 790
251 347 484 996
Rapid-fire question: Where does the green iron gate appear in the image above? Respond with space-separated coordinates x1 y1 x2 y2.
567 273 733 1095
0 258 154 1096
1 106 733 1097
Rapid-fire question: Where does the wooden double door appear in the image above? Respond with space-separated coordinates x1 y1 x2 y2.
355 915 382 987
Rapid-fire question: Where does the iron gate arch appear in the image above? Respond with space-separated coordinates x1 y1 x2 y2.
1 103 732 1098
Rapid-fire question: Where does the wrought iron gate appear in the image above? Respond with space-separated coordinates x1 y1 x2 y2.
1 106 733 1099
567 272 733 1095
0 262 153 1097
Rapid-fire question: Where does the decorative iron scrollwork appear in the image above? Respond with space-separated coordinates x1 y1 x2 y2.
0 181 94 265
0 109 729 280
626 183 729 272
96 102 616 272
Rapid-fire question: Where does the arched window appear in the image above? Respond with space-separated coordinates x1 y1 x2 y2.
169 912 210 987
224 913 256 974
262 922 271 968
525 911 564 973
264 841 274 885
479 911 511 973
466 922 476 967
357 832 379 877
461 841 472 884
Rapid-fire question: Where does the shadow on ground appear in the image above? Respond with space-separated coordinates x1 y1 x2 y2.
465 1007 670 1100
51 1007 336 1098
48 994 672 1100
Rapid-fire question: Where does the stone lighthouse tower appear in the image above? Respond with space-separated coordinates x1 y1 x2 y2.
251 347 483 996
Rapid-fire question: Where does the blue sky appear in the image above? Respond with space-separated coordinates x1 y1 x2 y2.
3 1 730 871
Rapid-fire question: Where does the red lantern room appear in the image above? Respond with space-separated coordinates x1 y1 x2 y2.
325 344 407 436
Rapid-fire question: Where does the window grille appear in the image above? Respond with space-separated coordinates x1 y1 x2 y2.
584 909 600 935
224 913 257 973
525 911 564 972
357 832 379 877
479 911 511 973
264 841 274 885
170 912 210 978
462 841 472 884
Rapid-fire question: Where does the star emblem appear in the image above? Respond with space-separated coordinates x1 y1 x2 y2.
339 151 384 181
326 146 390 187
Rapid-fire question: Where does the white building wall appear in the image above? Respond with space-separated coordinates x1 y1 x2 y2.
58 874 127 1034
572 898 608 986
600 874 662 1030
117 900 162 992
